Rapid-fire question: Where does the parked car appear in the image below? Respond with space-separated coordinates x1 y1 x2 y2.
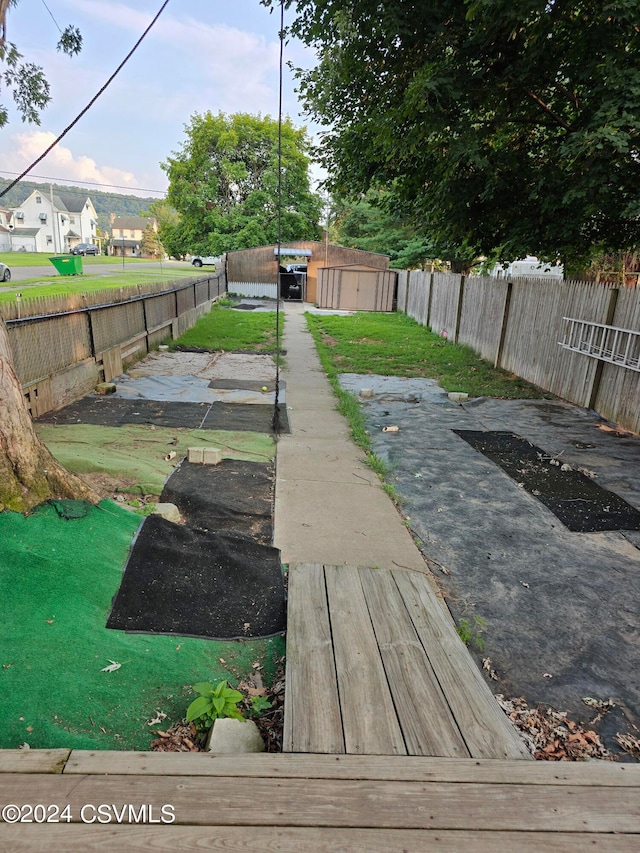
71 243 99 255
191 255 221 268
0 261 10 282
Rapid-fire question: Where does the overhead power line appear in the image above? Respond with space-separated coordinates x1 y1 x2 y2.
0 170 166 196
0 0 172 201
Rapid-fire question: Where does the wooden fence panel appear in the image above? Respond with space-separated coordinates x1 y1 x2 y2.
406 270 430 326
459 276 508 362
91 302 146 354
396 270 408 314
594 287 640 433
430 273 461 338
144 292 176 330
10 314 92 385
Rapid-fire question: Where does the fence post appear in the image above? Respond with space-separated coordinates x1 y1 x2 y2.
494 280 514 368
454 275 465 343
403 270 410 315
426 271 434 329
586 287 620 410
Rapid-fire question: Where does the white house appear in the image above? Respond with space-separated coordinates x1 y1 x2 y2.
9 190 99 253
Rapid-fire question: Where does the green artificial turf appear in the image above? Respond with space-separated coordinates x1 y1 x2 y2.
306 311 550 399
35 423 275 496
0 499 284 750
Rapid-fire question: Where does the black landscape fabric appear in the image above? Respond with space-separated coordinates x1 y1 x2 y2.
161 460 274 545
106 515 286 640
201 402 290 434
37 397 289 434
454 430 640 532
37 397 210 429
208 379 285 393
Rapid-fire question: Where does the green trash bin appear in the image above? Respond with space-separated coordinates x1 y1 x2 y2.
49 255 83 275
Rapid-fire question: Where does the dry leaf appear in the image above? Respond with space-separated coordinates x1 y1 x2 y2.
101 660 122 673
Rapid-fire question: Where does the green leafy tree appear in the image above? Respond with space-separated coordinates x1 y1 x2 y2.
1 0 82 128
162 112 323 254
140 222 163 259
273 0 640 267
333 191 437 269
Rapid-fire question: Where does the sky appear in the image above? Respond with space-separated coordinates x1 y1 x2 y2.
0 0 319 200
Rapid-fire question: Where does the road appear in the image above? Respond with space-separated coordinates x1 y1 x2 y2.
5 259 193 283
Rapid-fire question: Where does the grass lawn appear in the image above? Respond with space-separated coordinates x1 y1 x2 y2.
306 311 550 399
173 301 282 352
0 252 150 267
0 269 202 304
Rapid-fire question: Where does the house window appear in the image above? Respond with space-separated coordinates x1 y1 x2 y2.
39 213 47 223
15 212 24 220
36 196 42 204
46 235 53 244
69 216 75 224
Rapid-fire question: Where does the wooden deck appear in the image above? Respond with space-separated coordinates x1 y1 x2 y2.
1 750 639 849
284 562 530 759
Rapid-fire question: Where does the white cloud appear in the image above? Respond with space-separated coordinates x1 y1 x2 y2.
3 130 151 194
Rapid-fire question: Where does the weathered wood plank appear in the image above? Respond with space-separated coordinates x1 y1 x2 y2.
64 751 640 786
359 567 469 757
0 775 638 831
393 570 531 759
0 750 70 774
324 565 406 755
284 563 344 753
1 826 638 852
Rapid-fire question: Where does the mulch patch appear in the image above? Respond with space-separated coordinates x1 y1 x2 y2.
454 430 640 532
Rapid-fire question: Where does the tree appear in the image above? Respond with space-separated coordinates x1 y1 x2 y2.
1 0 82 128
276 0 640 267
0 320 97 512
0 2 93 513
333 190 439 269
162 112 323 254
140 222 163 259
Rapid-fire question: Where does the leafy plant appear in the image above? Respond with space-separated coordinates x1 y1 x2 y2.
185 680 245 730
249 695 272 716
456 616 487 652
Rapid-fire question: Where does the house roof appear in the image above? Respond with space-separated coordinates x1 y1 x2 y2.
66 230 81 238
56 193 91 213
12 227 40 236
112 216 155 229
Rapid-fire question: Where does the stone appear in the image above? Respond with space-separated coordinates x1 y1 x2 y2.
95 382 116 395
206 718 265 753
359 388 375 398
188 446 222 465
152 503 181 523
448 392 469 404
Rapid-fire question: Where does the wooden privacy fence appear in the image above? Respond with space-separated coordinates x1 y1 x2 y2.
2 273 226 417
397 270 640 434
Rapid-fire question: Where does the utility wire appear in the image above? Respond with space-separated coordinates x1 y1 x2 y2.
40 0 62 33
0 0 172 201
271 0 284 436
0 170 166 196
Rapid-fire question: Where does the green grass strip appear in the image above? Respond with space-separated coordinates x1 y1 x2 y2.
305 311 549 399
173 303 283 353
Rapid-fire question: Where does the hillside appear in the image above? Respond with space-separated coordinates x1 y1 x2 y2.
0 179 160 233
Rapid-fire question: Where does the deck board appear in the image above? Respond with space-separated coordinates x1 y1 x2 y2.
393 568 531 759
283 562 343 753
1 826 638 852
324 564 406 755
63 750 640 785
360 566 469 757
0 774 638 832
285 563 530 758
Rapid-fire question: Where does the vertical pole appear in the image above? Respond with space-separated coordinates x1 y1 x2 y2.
49 184 58 254
426 271 434 329
494 280 513 369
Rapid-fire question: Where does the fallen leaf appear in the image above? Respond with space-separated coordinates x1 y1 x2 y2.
101 660 122 673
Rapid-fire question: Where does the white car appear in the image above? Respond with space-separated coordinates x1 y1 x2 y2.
0 262 10 282
191 255 221 268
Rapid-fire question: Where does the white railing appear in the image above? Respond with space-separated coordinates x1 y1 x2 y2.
559 317 640 372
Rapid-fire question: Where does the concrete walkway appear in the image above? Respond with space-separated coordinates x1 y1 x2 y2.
273 303 428 573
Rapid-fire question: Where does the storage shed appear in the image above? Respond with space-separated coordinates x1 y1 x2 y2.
226 241 389 303
317 264 397 311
